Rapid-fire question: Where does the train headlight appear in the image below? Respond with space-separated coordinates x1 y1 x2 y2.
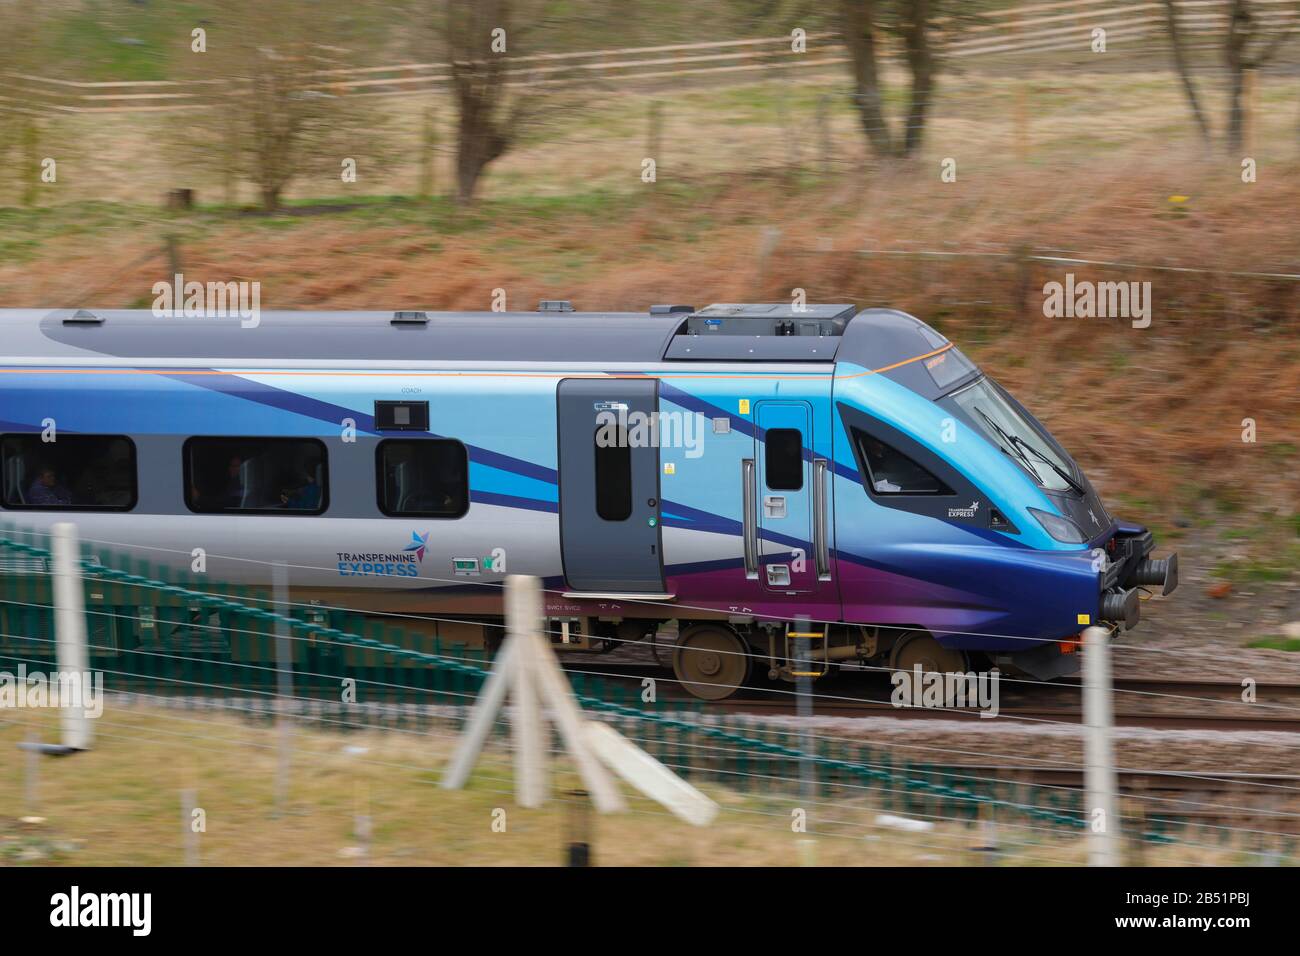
1027 507 1087 544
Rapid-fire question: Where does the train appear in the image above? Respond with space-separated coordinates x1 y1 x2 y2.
0 302 1177 700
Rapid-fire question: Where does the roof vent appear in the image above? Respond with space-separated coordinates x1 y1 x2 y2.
649 304 694 315
538 300 574 313
391 310 429 325
63 309 104 326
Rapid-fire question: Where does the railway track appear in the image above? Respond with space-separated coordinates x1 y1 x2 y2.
925 766 1300 834
560 661 1300 732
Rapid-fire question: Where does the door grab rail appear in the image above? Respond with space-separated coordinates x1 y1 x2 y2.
813 458 831 580
742 458 759 579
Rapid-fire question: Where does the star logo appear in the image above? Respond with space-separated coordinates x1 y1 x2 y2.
404 531 430 562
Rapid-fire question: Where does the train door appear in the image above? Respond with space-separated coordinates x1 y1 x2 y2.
557 378 666 593
754 401 819 593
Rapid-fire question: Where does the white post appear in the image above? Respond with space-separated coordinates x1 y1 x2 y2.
520 580 625 814
443 575 624 812
1083 625 1118 866
508 576 546 808
51 522 92 751
442 634 521 789
272 561 292 813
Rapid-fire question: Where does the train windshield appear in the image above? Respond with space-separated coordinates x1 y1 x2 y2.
942 377 1081 493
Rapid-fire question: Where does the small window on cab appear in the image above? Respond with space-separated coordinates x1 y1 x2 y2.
853 428 952 495
185 437 328 514
0 434 137 511
376 439 469 518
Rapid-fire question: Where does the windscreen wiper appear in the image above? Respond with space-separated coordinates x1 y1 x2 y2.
974 407 1085 494
974 407 1035 472
1009 434 1087 496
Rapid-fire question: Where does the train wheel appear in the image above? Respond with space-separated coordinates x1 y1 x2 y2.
890 632 968 707
672 624 751 701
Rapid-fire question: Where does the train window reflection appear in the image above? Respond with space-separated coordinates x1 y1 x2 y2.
1 434 137 511
185 437 327 514
377 439 469 518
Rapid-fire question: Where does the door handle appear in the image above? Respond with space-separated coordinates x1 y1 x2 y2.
742 458 758 579
766 564 791 587
813 458 831 580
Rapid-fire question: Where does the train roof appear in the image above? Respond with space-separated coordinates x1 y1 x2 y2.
0 304 958 376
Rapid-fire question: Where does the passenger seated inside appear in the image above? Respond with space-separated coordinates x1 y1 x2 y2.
279 471 322 510
27 467 73 506
185 438 323 513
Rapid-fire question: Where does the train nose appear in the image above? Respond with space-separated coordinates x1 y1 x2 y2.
1128 553 1178 596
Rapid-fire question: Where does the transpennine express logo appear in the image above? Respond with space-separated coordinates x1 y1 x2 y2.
336 531 430 578
405 530 430 562
947 500 980 520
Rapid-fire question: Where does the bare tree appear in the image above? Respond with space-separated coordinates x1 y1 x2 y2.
175 0 379 211
900 0 935 156
446 0 523 203
840 0 948 158
0 0 52 205
1162 0 1212 144
1164 0 1299 151
842 0 895 156
1224 0 1297 150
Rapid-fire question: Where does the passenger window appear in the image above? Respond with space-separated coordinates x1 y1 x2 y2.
377 439 468 518
854 429 952 495
765 428 804 490
186 437 327 514
1 434 137 511
594 427 632 521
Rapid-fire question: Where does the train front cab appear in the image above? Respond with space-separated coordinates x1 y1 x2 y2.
828 309 1177 681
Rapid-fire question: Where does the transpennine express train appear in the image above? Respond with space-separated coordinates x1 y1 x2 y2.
0 303 1177 699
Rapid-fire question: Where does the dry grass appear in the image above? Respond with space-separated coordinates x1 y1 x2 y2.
0 703 1284 866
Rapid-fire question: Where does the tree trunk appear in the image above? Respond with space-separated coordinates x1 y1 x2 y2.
447 0 515 204
1161 0 1212 144
455 129 489 204
1224 0 1251 152
900 0 933 156
454 91 509 204
841 0 895 157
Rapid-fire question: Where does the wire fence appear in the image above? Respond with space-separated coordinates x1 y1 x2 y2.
2 522 1296 865
4 0 1297 113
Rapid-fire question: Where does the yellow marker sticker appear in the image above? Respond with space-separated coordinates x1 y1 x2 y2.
1077 614 1091 626
663 462 676 475
739 399 750 415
